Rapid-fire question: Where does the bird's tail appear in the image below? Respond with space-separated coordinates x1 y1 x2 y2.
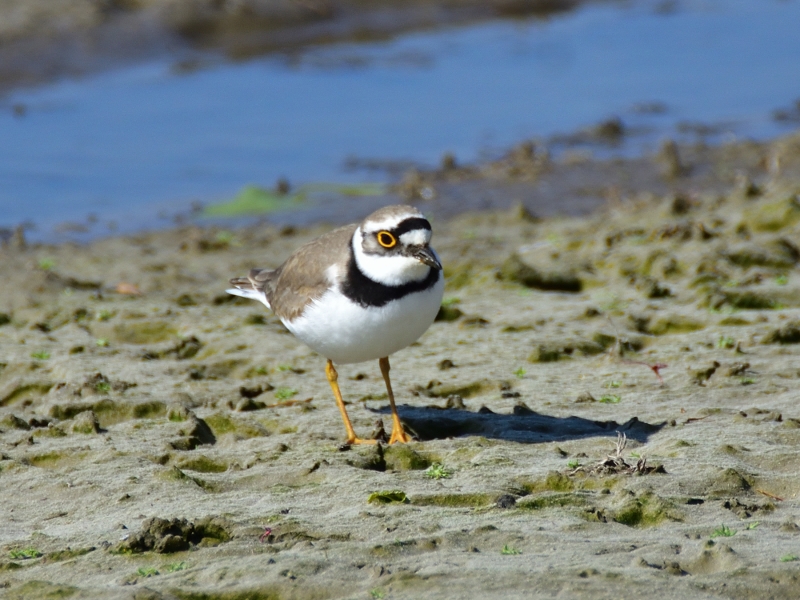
227 268 275 309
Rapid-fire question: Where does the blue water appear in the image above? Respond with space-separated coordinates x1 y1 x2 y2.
1 0 799 238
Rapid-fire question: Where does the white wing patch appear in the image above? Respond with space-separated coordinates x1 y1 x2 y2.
226 287 271 309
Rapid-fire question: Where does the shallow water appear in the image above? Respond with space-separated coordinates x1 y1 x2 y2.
1 0 799 239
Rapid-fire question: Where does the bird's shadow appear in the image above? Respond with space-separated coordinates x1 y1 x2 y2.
369 403 664 444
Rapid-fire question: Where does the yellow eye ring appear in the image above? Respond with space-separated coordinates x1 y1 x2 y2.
376 231 397 248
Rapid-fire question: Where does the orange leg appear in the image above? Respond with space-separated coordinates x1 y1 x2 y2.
326 359 377 445
379 357 411 444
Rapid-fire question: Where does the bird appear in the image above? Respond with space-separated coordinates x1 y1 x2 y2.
227 205 444 445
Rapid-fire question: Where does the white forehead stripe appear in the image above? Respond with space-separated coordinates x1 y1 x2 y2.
399 229 430 246
362 211 424 233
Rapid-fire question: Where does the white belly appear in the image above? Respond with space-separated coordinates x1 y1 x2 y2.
283 274 444 364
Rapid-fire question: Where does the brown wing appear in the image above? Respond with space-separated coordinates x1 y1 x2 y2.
266 223 357 321
229 267 279 298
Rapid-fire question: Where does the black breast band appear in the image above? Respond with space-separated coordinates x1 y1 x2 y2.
342 250 440 308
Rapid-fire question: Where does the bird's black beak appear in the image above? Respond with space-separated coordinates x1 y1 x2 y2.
412 246 442 270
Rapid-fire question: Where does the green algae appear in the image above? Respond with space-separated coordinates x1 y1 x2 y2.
0 414 29 430
49 399 166 427
528 344 565 362
522 471 575 493
383 445 434 471
517 493 588 510
172 590 284 600
4 580 78 599
43 547 95 563
648 316 706 335
31 425 67 439
1 383 53 407
718 316 752 326
176 455 229 473
435 304 464 322
132 400 167 419
157 466 217 491
497 253 583 292
29 451 88 468
367 490 409 504
203 182 385 218
443 262 476 290
410 493 495 508
611 492 679 527
96 320 178 344
717 291 780 310
204 412 270 438
706 468 753 498
742 196 800 231
70 410 100 434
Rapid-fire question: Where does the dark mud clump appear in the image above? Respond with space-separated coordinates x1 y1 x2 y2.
762 321 800 344
113 516 232 554
497 253 583 292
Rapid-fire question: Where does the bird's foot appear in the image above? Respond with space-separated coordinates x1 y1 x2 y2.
344 437 379 446
388 425 411 445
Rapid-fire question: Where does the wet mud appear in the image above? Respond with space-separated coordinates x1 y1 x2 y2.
1 130 800 598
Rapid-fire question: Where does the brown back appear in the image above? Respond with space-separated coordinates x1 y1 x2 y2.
267 223 356 320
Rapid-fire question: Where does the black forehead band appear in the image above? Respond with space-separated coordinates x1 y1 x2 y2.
387 217 431 237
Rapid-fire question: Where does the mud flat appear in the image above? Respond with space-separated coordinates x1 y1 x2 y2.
2 131 800 599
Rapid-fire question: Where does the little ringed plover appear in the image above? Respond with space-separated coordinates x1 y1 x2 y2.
227 205 444 444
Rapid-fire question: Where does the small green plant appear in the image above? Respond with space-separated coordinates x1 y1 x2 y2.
598 394 621 404
711 524 736 538
605 380 621 388
9 548 42 559
441 297 461 306
95 338 109 347
745 521 759 530
425 463 452 479
97 310 114 321
776 274 788 286
31 351 50 360
277 364 293 371
137 566 159 577
717 336 736 349
501 545 521 555
370 588 385 599
95 381 111 393
740 377 756 385
780 554 799 562
629 451 641 459
37 257 55 270
567 459 580 469
255 366 269 375
514 367 526 379
275 387 298 400
165 561 187 572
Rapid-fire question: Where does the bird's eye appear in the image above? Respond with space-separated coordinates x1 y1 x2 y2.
376 231 397 248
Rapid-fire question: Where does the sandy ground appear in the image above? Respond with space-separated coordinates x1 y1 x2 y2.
2 131 800 599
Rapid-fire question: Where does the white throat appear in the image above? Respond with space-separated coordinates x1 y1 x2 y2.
352 226 432 287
